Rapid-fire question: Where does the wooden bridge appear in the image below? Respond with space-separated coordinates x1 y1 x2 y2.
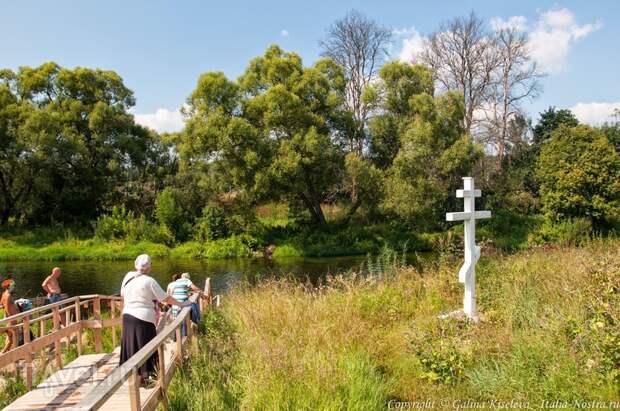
1 279 219 410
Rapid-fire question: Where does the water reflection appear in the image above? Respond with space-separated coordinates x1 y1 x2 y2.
0 255 369 299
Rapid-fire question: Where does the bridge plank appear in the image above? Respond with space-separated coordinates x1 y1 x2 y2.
5 341 178 410
4 291 209 411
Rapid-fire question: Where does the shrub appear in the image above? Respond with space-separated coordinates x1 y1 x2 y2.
95 206 174 245
156 188 194 242
364 245 407 277
528 218 593 246
416 345 464 385
93 206 134 240
477 212 544 251
126 216 175 245
201 235 253 259
537 125 620 227
195 205 229 242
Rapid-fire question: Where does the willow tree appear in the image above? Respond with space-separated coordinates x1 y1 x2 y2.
182 46 346 226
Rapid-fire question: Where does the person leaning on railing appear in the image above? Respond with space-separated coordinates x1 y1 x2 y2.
120 254 191 386
167 272 202 339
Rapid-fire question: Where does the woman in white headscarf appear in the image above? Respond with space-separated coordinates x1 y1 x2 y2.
119 254 188 385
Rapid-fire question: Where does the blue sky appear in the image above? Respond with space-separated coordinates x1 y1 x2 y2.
2 0 619 132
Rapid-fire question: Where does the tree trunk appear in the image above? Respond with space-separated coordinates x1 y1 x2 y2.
342 197 361 225
301 193 326 226
0 206 10 225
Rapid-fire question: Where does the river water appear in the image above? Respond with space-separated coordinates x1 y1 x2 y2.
0 255 373 300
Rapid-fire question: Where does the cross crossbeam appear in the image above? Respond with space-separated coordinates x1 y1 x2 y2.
446 211 491 222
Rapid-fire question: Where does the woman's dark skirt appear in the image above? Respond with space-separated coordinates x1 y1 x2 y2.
120 314 158 381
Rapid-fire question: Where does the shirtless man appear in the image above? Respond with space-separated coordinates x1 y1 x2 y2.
1 279 19 353
42 267 63 303
42 267 65 325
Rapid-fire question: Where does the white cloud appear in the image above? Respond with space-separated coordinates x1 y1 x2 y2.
528 8 602 73
393 27 425 63
490 15 527 32
399 8 600 71
570 101 620 125
280 29 289 37
134 108 185 133
489 9 602 73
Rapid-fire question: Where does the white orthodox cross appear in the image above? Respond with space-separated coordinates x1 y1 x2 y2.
445 177 491 319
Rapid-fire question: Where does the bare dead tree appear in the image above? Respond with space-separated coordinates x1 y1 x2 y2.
419 12 498 136
320 10 392 155
480 27 543 169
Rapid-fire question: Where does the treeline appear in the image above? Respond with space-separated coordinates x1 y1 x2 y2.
0 63 174 224
1 11 618 250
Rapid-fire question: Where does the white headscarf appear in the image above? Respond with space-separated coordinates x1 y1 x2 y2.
121 254 153 295
134 254 152 272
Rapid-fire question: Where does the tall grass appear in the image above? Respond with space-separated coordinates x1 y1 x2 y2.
165 240 620 409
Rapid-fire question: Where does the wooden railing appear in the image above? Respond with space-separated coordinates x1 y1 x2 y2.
0 294 123 389
1 278 217 411
73 281 213 411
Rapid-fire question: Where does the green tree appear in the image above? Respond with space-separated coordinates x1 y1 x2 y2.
368 62 434 169
537 125 620 227
182 46 346 226
0 82 36 224
499 106 579 204
0 63 159 224
600 109 620 153
370 62 481 227
533 107 579 146
109 128 178 219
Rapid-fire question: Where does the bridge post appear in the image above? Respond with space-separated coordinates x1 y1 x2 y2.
175 326 183 363
93 296 103 353
205 278 211 303
23 315 33 389
75 297 82 355
53 305 62 368
185 314 192 341
39 317 46 338
128 368 141 411
158 344 169 409
110 298 117 348
65 308 71 331
11 323 18 351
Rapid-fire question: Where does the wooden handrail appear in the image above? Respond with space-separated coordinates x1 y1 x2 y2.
4 278 219 410
0 294 123 385
0 295 119 325
73 292 201 411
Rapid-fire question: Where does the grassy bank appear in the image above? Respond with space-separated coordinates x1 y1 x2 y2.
0 212 555 261
164 240 620 410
